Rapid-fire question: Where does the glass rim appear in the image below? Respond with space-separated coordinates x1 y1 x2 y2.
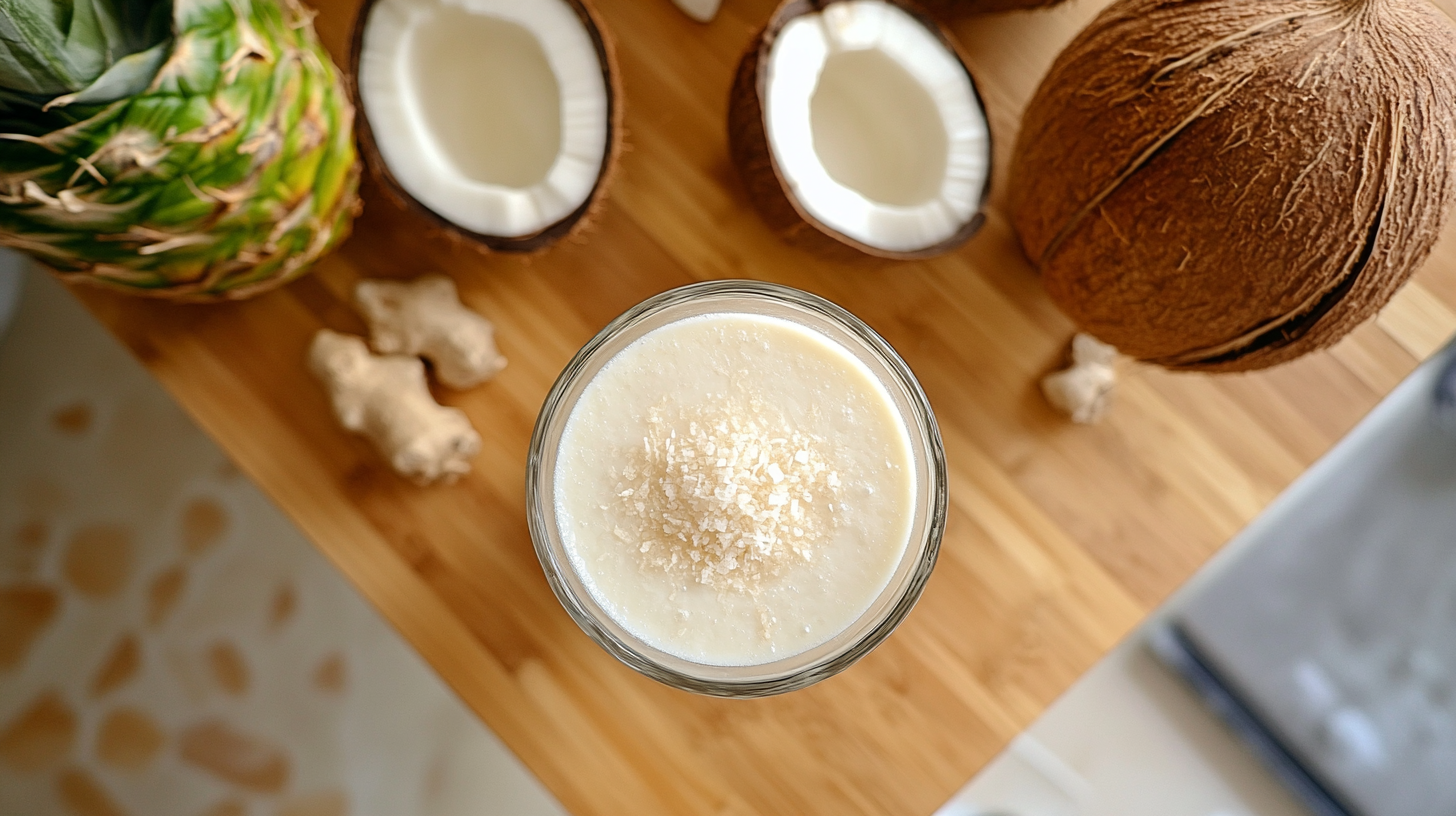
525 280 948 697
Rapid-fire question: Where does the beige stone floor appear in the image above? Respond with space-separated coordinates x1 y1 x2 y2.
0 261 569 816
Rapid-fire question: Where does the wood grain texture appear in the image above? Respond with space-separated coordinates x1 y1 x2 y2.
72 1 1456 815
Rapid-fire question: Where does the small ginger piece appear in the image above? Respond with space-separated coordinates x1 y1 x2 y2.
670 0 721 22
308 329 481 485
1041 333 1119 424
355 276 506 389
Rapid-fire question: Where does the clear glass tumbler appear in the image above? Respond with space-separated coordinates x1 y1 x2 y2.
526 280 947 697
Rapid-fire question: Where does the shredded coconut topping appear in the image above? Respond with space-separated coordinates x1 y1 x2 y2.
610 404 841 593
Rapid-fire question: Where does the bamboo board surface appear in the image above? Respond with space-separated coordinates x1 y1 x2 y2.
75 0 1456 814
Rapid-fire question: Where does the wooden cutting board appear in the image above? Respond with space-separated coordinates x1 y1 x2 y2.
75 0 1456 814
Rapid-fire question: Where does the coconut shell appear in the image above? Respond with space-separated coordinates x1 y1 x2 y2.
347 0 623 254
728 0 989 261
1010 0 1456 372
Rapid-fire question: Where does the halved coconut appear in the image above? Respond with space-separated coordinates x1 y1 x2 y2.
351 0 620 252
729 0 991 260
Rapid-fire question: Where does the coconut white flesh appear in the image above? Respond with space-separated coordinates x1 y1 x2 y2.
671 0 721 23
359 0 609 238
765 0 988 252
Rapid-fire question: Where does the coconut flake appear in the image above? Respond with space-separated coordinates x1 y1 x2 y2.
612 404 842 593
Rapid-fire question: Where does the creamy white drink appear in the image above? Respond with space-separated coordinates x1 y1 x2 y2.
553 312 916 666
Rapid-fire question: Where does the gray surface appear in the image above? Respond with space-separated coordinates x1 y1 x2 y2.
1178 342 1456 816
0 249 25 344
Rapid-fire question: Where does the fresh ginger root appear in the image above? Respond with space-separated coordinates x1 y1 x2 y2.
1041 333 1119 424
670 0 721 22
355 276 507 389
309 329 481 484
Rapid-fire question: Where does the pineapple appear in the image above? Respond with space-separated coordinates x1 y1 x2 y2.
0 0 360 301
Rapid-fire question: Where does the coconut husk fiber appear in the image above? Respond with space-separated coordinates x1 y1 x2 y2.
1010 0 1456 372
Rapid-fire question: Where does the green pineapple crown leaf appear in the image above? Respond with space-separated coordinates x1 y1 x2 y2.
0 0 172 105
0 0 363 300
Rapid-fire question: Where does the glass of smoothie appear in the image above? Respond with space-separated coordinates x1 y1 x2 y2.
526 280 947 696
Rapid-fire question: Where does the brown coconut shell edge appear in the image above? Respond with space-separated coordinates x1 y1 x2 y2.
346 0 624 255
727 0 991 262
1154 211 1380 372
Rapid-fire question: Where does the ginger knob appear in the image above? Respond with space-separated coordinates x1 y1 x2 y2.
356 276 507 389
671 0 721 22
308 329 481 484
1041 333 1119 424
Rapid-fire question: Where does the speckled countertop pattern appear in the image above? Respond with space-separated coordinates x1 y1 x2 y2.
0 263 569 816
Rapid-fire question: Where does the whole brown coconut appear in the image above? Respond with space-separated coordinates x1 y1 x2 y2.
1010 0 1456 372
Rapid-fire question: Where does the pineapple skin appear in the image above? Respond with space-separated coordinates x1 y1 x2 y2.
0 0 362 302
